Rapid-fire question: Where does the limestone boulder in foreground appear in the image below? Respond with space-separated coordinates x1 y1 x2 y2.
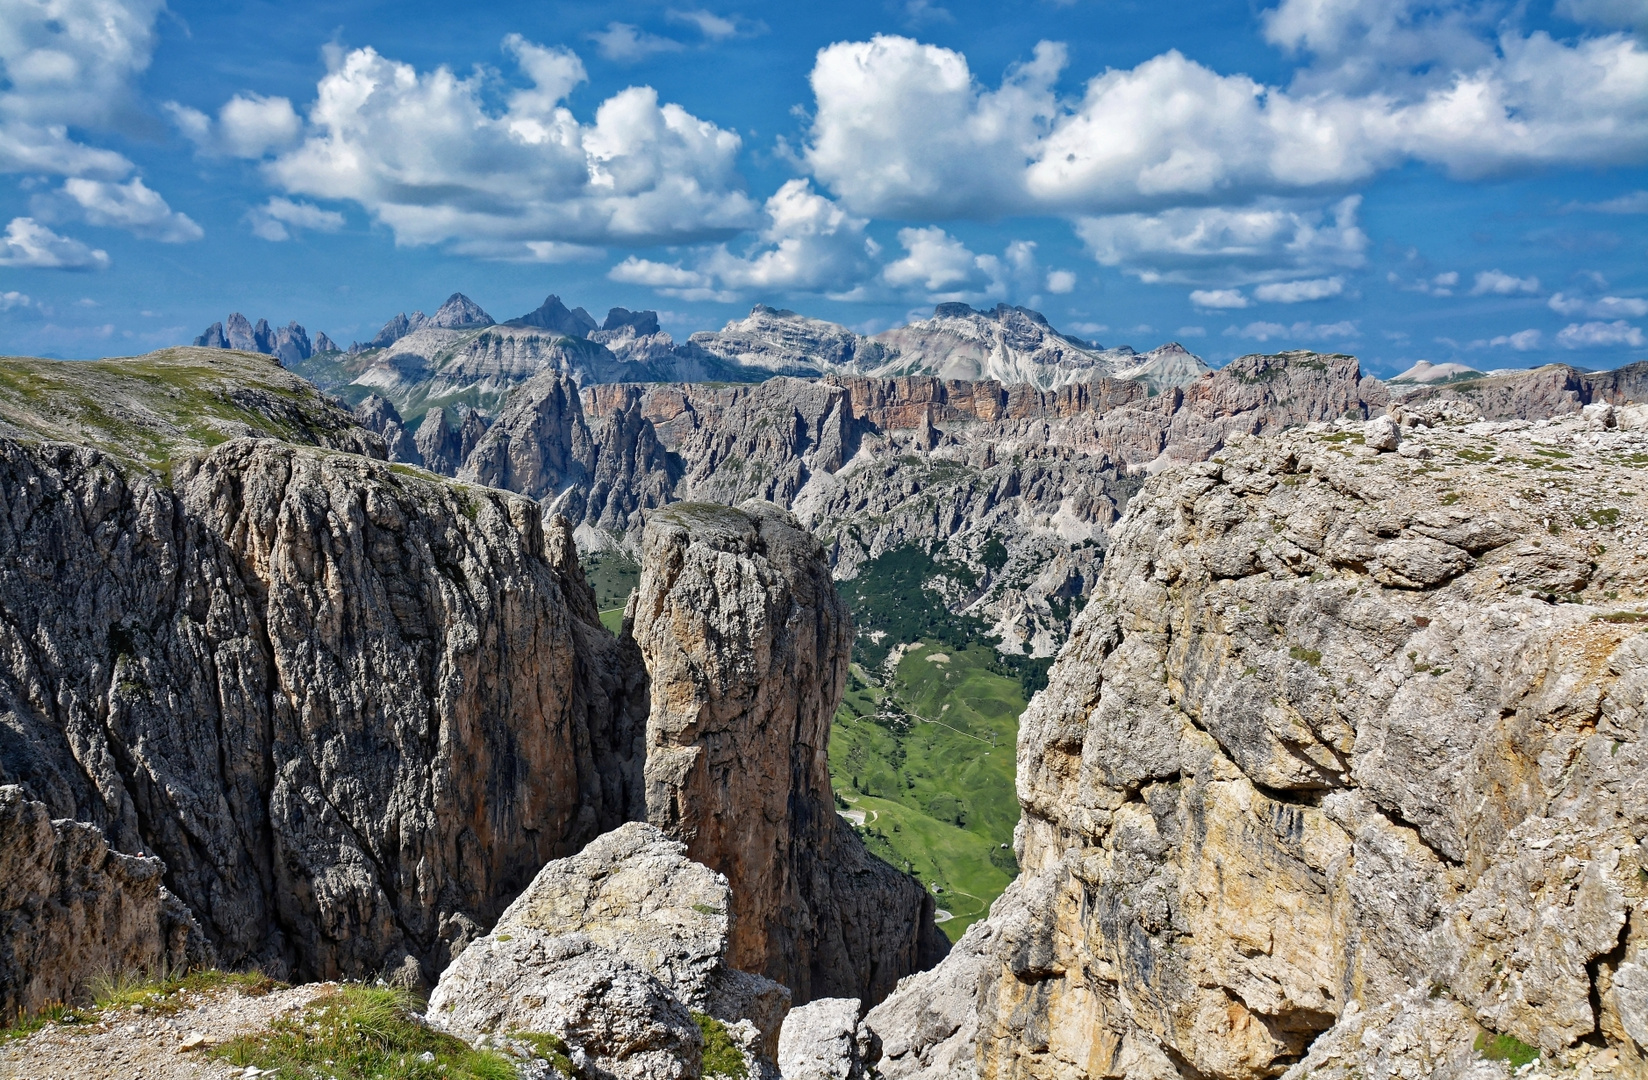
428 822 789 1080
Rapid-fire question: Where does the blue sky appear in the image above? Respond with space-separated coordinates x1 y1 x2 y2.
0 0 1645 375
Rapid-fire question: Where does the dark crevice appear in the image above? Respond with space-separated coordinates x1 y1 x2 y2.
1585 910 1631 1047
1368 796 1463 869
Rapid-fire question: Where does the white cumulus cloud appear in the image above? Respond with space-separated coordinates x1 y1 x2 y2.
1254 276 1345 302
248 197 346 241
1076 197 1367 285
1470 269 1541 295
588 24 686 63
801 27 1648 225
256 37 758 254
0 289 30 309
1556 320 1647 348
1045 269 1076 293
0 216 109 269
610 179 877 300
1477 328 1543 350
42 177 203 242
1191 289 1250 309
1548 292 1648 318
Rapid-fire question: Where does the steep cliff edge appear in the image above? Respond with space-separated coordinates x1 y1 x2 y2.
865 414 1648 1079
0 438 648 988
630 502 948 1005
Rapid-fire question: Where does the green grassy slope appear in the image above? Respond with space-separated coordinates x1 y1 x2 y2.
584 550 641 635
828 542 1043 942
830 643 1024 940
0 347 371 473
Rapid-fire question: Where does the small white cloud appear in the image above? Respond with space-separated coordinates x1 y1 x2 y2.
1191 288 1250 309
1566 190 1648 214
0 217 110 269
248 197 346 241
1556 320 1646 348
1224 319 1359 343
48 178 203 242
1045 269 1076 294
0 291 31 310
1254 276 1344 303
883 227 981 294
666 9 765 40
1548 292 1648 318
902 0 955 25
1481 329 1543 350
1393 270 1458 296
588 23 686 62
1078 197 1367 285
1069 321 1108 338
1470 269 1541 296
1175 325 1207 337
221 94 303 157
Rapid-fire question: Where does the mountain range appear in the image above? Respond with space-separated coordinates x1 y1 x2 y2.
189 293 1212 426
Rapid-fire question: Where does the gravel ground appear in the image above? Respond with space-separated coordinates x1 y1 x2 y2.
0 983 335 1080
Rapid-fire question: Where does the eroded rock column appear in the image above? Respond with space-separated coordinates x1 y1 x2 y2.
628 501 946 1005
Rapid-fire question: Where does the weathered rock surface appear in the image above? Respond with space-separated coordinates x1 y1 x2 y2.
778 997 871 1080
863 413 1648 1079
0 437 648 988
0 785 202 1019
630 503 947 1004
431 822 787 1080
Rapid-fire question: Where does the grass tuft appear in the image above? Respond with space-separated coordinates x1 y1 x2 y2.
514 1031 576 1077
693 1013 747 1080
1474 1030 1539 1069
214 984 515 1080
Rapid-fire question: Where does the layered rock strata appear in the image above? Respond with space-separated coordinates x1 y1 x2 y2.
630 502 948 1004
0 785 202 1019
863 412 1648 1079
422 352 1384 657
430 821 787 1080
0 437 648 986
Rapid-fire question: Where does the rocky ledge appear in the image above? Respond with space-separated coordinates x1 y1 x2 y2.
861 406 1648 1080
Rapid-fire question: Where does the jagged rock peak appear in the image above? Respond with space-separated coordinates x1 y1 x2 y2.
506 294 597 337
602 306 660 336
429 292 494 330
192 314 322 365
632 501 947 1005
928 301 1051 328
356 310 428 352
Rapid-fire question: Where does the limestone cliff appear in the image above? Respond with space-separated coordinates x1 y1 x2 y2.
0 437 648 987
629 502 948 1005
864 412 1648 1079
0 786 202 1019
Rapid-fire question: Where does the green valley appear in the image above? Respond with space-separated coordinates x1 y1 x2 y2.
829 543 1047 941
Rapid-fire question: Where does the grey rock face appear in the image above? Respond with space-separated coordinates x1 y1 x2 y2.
862 415 1648 1080
429 293 494 330
415 404 491 476
352 393 419 465
505 295 599 338
777 998 869 1080
630 503 946 1005
192 321 227 349
193 316 323 365
0 785 202 1018
458 370 595 499
430 821 789 1079
0 438 648 986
